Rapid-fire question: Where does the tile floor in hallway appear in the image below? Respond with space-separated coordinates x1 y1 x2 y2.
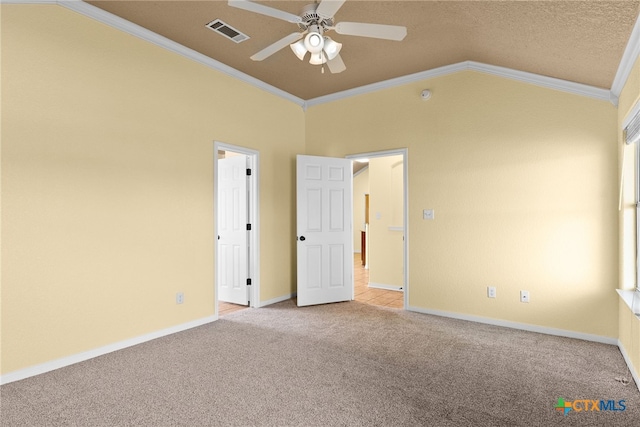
218 253 404 316
353 253 404 309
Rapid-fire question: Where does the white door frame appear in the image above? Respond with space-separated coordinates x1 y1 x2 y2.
346 148 408 310
214 141 260 314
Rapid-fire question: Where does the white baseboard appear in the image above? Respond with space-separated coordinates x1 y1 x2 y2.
407 306 618 345
258 293 296 308
0 315 217 385
413 305 639 391
618 339 640 392
369 282 403 292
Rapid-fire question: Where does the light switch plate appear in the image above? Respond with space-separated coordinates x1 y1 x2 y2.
423 209 435 220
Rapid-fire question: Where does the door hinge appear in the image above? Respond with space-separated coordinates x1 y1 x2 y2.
246 224 252 231
247 278 252 286
246 168 252 176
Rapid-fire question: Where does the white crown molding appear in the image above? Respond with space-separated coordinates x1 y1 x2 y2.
611 10 640 102
5 0 620 109
466 61 615 105
304 62 468 108
1 0 306 107
306 61 615 108
58 0 306 107
0 315 217 385
353 164 368 178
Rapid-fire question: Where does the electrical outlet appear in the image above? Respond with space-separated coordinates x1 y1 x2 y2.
423 209 435 220
176 292 184 304
487 286 496 298
520 290 530 303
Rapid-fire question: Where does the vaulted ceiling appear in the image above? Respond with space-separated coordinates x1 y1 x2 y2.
87 0 640 100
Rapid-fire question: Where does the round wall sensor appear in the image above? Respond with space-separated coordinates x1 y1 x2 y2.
421 90 432 100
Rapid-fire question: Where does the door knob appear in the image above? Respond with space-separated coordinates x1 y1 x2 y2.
299 236 306 241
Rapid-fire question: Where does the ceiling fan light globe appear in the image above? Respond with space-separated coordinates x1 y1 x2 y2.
290 40 307 61
323 37 342 61
309 52 327 65
304 32 324 54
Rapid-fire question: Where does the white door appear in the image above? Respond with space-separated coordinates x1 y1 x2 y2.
297 155 353 306
218 154 249 305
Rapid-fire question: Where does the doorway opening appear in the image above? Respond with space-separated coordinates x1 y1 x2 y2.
214 141 260 318
347 149 408 309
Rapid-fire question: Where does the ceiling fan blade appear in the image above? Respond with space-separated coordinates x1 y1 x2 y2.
327 53 346 74
334 22 407 41
316 0 346 19
250 32 305 61
228 0 302 24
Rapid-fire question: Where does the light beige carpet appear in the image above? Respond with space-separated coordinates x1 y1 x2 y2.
1 299 639 426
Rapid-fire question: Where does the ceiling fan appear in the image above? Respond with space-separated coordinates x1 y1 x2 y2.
228 0 407 73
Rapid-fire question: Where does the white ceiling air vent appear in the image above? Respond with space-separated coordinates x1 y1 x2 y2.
205 19 249 43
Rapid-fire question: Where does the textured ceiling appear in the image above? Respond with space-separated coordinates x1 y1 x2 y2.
87 0 640 100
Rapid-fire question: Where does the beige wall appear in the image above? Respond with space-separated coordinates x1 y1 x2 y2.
617 54 640 380
2 2 633 379
1 5 304 374
368 155 403 288
306 70 619 338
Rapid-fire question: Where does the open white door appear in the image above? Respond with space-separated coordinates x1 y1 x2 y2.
296 155 353 307
218 154 249 305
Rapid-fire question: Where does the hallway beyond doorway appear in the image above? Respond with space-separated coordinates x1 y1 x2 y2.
353 253 403 309
218 301 247 317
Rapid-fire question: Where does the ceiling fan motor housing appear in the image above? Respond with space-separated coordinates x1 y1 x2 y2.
297 3 334 31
